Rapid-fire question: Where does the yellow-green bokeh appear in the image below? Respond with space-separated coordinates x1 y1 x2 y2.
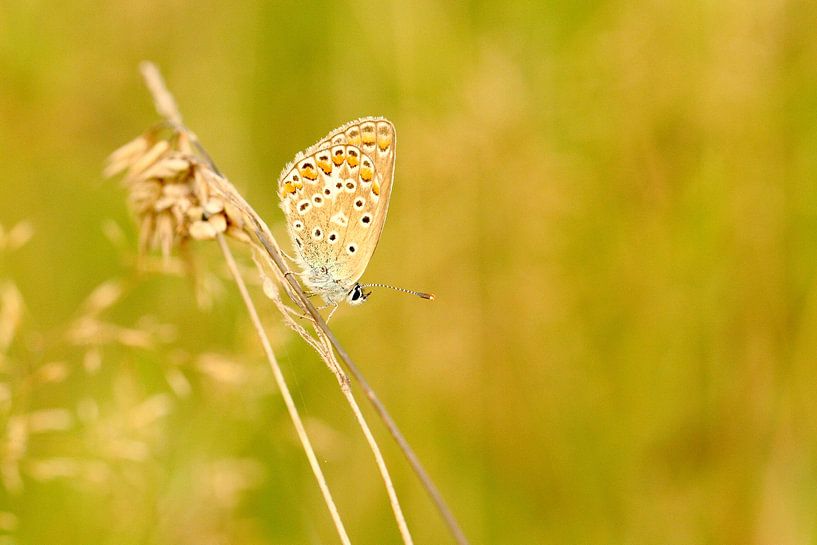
2 1 817 543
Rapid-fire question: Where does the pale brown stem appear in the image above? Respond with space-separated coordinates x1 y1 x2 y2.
139 61 467 544
253 248 414 544
217 234 351 545
140 61 352 545
339 383 414 544
254 230 470 545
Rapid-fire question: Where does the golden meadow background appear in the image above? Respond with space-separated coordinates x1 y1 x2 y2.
2 1 817 543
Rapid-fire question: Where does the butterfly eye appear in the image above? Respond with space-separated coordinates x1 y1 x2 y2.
346 284 368 305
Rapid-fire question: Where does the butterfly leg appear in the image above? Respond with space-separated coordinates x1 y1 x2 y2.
325 304 340 323
281 304 308 320
287 301 338 321
280 250 298 262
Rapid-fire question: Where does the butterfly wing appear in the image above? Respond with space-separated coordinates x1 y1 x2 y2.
317 118 396 283
277 117 396 296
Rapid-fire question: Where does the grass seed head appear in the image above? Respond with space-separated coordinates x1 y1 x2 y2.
105 129 249 257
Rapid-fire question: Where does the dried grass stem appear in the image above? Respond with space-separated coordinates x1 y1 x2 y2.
128 61 468 545
217 234 351 545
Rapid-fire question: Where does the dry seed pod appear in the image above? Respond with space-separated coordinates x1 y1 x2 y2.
204 198 224 215
207 214 227 233
104 136 150 177
107 128 252 256
127 140 170 179
190 220 216 240
186 206 205 222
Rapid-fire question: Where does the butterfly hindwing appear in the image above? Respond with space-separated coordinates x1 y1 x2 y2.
277 117 396 304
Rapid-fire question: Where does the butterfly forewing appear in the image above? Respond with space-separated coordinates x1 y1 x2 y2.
277 117 396 303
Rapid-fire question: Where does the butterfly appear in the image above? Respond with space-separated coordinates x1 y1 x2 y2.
277 117 432 313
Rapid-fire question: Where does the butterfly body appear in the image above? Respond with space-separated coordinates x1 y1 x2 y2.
278 117 396 306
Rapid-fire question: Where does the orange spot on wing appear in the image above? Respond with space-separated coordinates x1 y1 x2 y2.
360 167 373 181
347 153 359 167
372 181 380 196
281 181 297 197
375 122 393 151
346 129 361 145
299 165 318 180
317 159 332 174
361 129 376 145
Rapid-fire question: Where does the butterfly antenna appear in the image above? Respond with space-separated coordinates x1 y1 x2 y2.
360 283 436 300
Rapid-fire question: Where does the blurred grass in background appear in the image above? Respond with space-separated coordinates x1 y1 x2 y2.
2 0 817 543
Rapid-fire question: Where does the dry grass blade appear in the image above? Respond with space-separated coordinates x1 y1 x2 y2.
107 60 470 545
216 234 352 545
250 187 471 545
147 61 467 545
136 73 417 545
251 248 415 543
105 65 352 545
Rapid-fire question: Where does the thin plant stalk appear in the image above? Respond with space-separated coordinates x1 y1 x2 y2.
217 234 351 545
138 61 467 545
340 385 413 543
253 220 470 545
140 62 416 544
253 250 416 544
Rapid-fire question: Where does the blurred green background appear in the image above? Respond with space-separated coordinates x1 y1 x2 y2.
3 0 817 543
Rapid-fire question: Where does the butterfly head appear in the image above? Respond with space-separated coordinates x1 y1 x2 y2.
346 283 371 306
